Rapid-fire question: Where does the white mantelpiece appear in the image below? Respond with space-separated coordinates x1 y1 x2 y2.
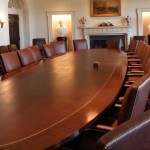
80 26 131 50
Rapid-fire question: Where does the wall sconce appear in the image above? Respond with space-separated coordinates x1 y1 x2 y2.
0 20 5 28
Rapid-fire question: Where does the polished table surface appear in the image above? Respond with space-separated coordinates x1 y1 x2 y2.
0 49 127 150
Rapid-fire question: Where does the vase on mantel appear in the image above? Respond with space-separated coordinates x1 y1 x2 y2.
80 16 86 27
125 16 131 26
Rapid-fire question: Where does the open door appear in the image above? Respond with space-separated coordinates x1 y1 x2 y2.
8 14 20 49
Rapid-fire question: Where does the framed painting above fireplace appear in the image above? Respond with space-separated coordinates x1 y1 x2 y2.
90 0 121 17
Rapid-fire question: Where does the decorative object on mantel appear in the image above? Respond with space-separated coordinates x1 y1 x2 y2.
80 16 86 27
99 22 114 27
125 15 131 26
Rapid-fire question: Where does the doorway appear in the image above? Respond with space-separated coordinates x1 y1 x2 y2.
8 14 20 49
137 8 150 44
47 11 75 51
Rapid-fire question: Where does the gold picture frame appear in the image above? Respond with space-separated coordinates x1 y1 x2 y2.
90 0 121 17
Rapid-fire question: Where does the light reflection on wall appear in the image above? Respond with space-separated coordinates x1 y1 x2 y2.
52 14 72 51
142 12 150 44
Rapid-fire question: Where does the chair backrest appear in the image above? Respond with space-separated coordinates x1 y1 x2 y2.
33 38 46 57
141 46 150 72
28 45 42 62
95 110 150 150
52 41 66 54
17 48 34 66
42 43 56 58
139 43 148 64
7 44 18 52
128 39 139 52
134 36 146 42
33 38 46 51
0 51 21 73
0 46 10 54
144 56 150 74
136 40 145 59
106 38 121 49
73 39 88 51
117 73 150 125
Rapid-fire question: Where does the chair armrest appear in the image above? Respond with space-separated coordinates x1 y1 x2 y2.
127 55 137 58
124 84 132 88
127 73 144 76
128 59 140 62
96 124 114 131
125 80 135 84
126 52 136 55
127 70 144 74
129 63 142 66
115 103 122 108
128 65 142 68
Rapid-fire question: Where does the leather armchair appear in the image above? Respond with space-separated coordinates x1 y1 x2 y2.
96 110 150 150
52 41 66 55
106 38 121 49
96 73 150 130
134 35 146 42
32 38 46 57
42 43 56 58
0 51 21 80
8 44 18 52
73 39 88 51
126 39 139 53
17 48 34 67
0 46 9 54
28 45 43 62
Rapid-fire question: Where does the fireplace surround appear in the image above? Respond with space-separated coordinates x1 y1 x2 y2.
90 35 125 50
80 26 130 50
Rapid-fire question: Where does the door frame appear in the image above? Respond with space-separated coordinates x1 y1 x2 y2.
137 8 150 36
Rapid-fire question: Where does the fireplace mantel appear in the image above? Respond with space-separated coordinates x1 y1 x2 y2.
80 26 131 50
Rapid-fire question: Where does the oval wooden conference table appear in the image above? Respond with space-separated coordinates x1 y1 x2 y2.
0 49 127 150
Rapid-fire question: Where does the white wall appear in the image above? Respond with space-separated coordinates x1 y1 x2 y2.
1 0 150 47
0 0 9 45
26 0 150 47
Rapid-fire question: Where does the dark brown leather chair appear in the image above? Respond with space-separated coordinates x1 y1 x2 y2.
95 110 150 150
28 45 43 62
0 46 9 54
42 43 56 58
17 48 35 68
33 38 46 57
62 110 150 150
7 44 18 52
96 73 150 130
126 43 150 83
0 51 21 80
134 36 146 42
127 39 139 53
73 39 88 51
52 41 66 55
106 38 121 49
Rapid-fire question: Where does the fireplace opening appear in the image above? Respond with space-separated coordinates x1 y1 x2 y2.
90 35 125 50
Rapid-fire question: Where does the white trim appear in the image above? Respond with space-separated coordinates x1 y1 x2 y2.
137 8 150 36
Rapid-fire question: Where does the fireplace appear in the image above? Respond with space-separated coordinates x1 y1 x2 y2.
80 26 130 51
90 35 125 50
